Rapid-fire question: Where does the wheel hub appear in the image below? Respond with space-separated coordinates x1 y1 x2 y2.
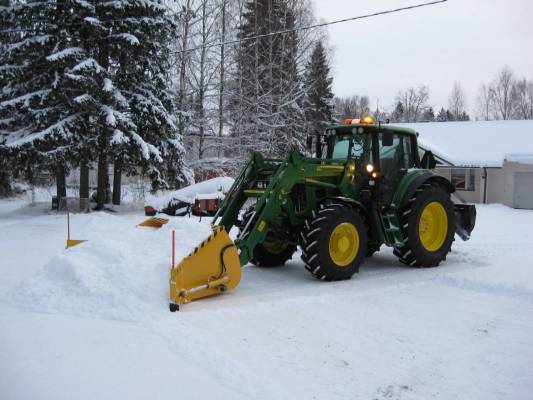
418 201 448 252
329 222 359 267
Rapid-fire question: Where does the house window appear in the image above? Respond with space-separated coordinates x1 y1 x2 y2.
467 169 476 191
451 169 466 190
451 168 476 191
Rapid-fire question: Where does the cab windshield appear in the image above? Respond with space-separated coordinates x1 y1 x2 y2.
331 132 371 160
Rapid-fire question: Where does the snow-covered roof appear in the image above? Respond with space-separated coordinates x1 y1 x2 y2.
396 120 533 167
504 153 533 165
146 176 235 209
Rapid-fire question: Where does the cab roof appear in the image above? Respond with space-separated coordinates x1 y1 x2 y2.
328 123 418 137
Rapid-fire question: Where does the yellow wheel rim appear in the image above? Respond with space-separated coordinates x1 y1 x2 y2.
262 239 288 254
328 222 359 267
418 202 448 252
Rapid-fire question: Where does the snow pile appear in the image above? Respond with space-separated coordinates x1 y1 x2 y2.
8 213 212 319
146 176 234 209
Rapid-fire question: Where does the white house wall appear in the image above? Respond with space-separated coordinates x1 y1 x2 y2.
503 161 533 208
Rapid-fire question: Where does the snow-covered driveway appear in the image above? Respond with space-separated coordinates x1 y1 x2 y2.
1 201 532 400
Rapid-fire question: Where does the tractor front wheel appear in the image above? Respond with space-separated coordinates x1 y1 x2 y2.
250 238 296 267
394 183 455 267
301 202 367 281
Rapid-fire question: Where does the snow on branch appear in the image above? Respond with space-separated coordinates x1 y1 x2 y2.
6 35 52 53
101 105 118 127
46 47 85 62
0 89 51 108
84 17 101 26
129 131 163 162
71 58 105 74
73 93 94 104
6 114 80 147
111 33 140 46
103 78 113 92
73 0 95 11
111 129 129 145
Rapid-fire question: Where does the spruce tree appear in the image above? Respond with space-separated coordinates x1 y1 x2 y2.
304 41 334 145
392 101 404 122
422 107 435 122
0 0 87 197
231 0 305 157
436 107 448 122
0 0 190 207
100 0 191 198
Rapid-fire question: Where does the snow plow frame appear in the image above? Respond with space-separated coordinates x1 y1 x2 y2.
169 226 241 311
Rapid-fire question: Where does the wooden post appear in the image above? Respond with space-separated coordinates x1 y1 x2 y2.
67 211 71 241
172 230 175 268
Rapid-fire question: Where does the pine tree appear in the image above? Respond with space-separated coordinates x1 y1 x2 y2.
231 0 305 157
0 0 93 197
101 0 191 196
392 101 404 122
436 107 448 122
0 0 190 206
304 41 334 144
446 109 454 121
0 0 15 195
422 107 435 122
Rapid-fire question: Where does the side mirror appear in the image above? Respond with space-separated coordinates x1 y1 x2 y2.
421 150 437 169
382 132 394 147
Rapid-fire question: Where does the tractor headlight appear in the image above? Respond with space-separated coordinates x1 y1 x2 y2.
366 164 374 173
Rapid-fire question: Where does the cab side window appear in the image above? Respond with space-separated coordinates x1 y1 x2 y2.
401 136 415 169
379 133 415 171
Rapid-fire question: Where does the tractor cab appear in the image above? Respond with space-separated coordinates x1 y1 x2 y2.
312 117 422 203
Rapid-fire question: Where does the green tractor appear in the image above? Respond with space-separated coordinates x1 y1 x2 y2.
169 118 476 310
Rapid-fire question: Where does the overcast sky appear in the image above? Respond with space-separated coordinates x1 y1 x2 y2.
313 0 533 115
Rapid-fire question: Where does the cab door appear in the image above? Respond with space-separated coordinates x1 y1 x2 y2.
378 132 416 204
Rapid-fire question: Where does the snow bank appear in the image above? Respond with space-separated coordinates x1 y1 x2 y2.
8 213 212 319
146 176 234 209
2 202 533 400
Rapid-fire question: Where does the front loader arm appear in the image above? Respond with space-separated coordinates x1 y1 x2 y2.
233 151 346 266
170 150 346 311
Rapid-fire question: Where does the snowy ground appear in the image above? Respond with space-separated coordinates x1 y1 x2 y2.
1 199 532 400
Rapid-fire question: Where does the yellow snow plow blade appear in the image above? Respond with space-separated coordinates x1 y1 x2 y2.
66 239 87 249
138 217 169 228
169 226 241 311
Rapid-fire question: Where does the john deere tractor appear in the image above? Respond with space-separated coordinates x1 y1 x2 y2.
169 117 476 311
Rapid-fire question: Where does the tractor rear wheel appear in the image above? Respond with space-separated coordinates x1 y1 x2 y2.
394 183 455 267
300 202 367 281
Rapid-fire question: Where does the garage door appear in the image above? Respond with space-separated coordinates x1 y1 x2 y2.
513 172 533 209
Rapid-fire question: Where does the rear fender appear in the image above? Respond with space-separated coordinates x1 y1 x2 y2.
396 171 454 210
395 171 475 241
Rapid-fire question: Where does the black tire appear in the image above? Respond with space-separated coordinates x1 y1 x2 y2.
239 205 296 267
300 202 367 281
366 243 381 257
251 239 297 267
394 183 455 267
